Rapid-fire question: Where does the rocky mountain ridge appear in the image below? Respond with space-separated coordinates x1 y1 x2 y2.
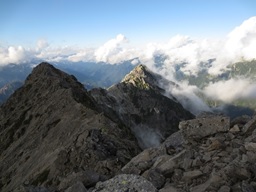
0 62 193 191
0 63 141 191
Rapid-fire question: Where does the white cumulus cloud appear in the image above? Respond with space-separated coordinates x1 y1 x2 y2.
209 16 256 75
0 46 29 66
94 34 130 63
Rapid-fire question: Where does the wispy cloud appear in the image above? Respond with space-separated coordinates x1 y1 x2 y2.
203 78 256 103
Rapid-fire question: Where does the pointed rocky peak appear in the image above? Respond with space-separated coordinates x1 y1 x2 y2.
26 62 84 90
2 62 95 114
121 64 161 90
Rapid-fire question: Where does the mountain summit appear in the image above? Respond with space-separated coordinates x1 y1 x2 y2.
121 64 161 91
91 64 194 148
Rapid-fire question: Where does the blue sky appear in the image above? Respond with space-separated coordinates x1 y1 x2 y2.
1 0 256 47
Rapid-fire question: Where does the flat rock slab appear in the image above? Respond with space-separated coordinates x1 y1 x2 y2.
179 116 230 140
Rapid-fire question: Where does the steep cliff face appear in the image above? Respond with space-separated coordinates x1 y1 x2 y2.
90 65 194 148
0 62 141 192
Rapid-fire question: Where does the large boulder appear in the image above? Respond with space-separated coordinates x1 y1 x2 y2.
179 115 230 140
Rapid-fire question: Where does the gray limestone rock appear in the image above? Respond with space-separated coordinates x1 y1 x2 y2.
245 142 256 152
92 174 157 192
182 170 203 181
179 116 230 140
121 147 165 174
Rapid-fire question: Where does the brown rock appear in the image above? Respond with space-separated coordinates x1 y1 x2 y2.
182 170 203 181
229 125 240 133
245 142 256 152
207 139 225 151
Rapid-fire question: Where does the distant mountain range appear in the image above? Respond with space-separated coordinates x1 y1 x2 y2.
0 81 23 104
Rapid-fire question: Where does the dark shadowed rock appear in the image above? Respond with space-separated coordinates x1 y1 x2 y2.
142 169 165 189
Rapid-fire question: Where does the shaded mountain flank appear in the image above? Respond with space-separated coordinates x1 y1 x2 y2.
0 62 193 191
0 63 141 192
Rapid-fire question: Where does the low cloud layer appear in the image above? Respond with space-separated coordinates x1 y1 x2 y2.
203 78 256 103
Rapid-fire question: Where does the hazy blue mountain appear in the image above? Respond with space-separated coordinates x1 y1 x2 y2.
0 63 33 87
54 60 137 89
0 81 23 105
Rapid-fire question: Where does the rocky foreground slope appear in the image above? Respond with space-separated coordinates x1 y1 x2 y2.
0 62 194 191
119 114 256 192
